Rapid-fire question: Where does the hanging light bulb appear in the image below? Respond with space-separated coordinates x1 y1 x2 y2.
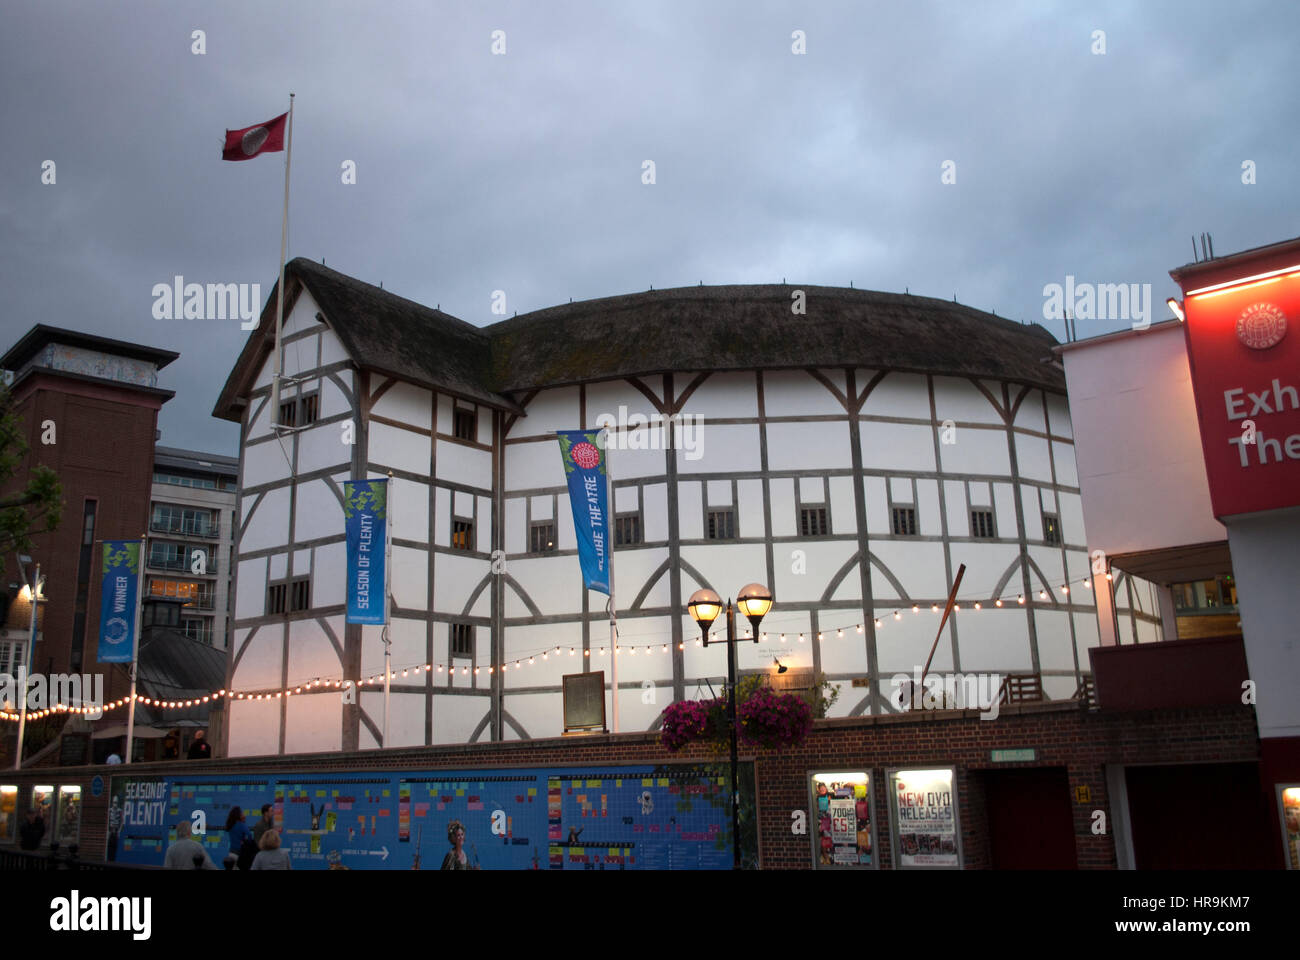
761 633 767 642
1083 578 1091 589
817 632 823 641
894 611 901 620
1060 585 1069 595
1039 589 1048 600
662 644 669 653
678 642 684 650
570 647 576 656
912 605 919 614
1018 594 1025 604
837 628 844 638
974 602 981 610
856 624 863 633
931 604 939 613
1105 572 1112 581
779 634 786 643
995 599 1003 608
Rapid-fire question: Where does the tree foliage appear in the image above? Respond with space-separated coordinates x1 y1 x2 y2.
0 382 63 575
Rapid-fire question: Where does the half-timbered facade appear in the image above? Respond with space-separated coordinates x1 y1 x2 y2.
214 260 1135 756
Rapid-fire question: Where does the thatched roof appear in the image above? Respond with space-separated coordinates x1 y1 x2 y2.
214 261 1063 422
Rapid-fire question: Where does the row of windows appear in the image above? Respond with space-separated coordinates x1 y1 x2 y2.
518 507 1062 548
151 504 219 538
153 472 234 491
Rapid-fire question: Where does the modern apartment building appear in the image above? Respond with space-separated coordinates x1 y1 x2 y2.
147 446 238 650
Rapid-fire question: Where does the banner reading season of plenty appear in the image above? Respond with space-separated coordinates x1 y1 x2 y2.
98 541 141 663
344 479 388 624
556 430 610 595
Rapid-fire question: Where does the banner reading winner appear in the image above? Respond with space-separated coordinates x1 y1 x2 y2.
345 479 388 624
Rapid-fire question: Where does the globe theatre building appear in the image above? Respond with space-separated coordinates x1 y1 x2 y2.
213 259 1129 757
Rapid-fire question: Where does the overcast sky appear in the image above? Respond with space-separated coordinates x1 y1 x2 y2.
2 0 1296 454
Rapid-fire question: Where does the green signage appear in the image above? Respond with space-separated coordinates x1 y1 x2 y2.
990 748 1036 763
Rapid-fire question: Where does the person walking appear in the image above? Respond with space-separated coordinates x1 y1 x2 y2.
251 803 274 843
163 821 218 869
224 806 251 870
250 829 292 870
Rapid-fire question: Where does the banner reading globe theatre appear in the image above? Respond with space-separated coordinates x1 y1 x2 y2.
556 430 610 595
344 479 388 624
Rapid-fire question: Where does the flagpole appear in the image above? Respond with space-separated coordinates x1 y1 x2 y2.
604 428 619 734
124 536 146 765
271 92 294 433
383 471 393 747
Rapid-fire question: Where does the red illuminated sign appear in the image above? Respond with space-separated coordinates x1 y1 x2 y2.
1179 265 1300 517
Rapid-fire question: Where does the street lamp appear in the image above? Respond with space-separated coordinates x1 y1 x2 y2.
687 581 772 869
13 557 46 771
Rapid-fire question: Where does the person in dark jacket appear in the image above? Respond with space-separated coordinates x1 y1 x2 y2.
187 729 211 759
19 810 45 850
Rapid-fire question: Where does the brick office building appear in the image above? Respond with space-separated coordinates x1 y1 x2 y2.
0 326 177 752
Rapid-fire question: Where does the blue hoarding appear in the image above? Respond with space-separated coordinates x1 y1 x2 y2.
106 762 753 870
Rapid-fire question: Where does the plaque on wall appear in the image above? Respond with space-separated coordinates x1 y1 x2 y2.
59 733 89 767
562 671 607 733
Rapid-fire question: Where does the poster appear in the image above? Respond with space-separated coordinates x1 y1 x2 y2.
55 786 81 846
106 762 755 870
0 785 16 842
889 767 959 868
810 771 873 868
1282 786 1300 871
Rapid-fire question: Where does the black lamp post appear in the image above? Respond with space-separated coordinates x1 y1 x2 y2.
687 582 772 869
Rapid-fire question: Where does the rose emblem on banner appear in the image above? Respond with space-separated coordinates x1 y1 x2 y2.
1236 302 1287 350
571 441 601 469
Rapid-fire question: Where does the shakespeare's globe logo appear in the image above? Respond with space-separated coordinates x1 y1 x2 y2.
571 441 601 469
241 125 270 156
1236 302 1287 350
104 617 130 645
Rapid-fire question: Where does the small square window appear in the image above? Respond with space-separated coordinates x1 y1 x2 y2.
706 508 736 540
970 509 996 539
891 507 917 536
300 393 319 426
452 519 474 551
453 408 477 442
267 583 287 615
451 623 474 658
278 400 297 428
1043 514 1061 545
290 577 311 611
799 507 828 537
530 521 556 553
615 514 642 546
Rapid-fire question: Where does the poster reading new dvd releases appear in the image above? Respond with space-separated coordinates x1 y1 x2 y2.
810 771 874 869
889 767 960 869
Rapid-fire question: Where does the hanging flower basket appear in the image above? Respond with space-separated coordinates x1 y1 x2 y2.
736 687 813 750
661 698 725 752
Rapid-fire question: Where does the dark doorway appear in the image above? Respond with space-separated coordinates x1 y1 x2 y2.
1125 762 1272 869
985 767 1078 869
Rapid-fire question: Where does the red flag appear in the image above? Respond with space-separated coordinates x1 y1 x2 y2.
222 112 288 161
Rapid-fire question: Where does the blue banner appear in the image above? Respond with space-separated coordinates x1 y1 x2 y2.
557 430 611 595
344 479 388 624
98 541 140 663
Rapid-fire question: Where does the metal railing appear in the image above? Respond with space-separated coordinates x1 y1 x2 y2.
0 846 159 870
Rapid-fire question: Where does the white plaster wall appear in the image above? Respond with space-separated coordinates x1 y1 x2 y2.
860 422 936 472
676 423 762 473
764 370 846 415
436 439 492 489
767 421 850 470
933 376 1005 424
678 372 759 418
512 387 580 438
860 372 931 419
938 426 1012 476
227 699 282 757
505 440 565 491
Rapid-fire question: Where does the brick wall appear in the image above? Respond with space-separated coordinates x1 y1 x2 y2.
4 701 1262 868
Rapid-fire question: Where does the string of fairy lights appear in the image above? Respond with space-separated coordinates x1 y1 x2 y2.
0 569 1109 721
